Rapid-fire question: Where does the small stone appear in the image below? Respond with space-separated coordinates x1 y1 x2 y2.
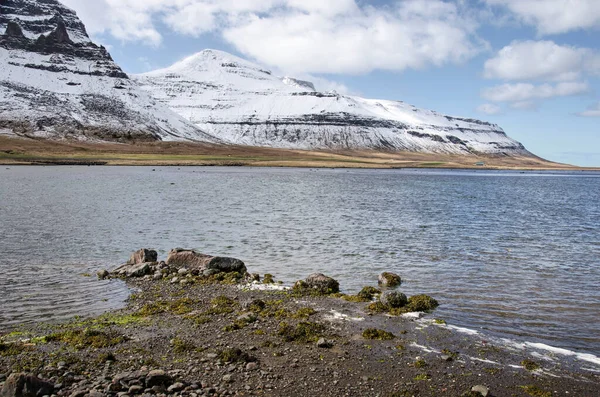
152 272 162 280
128 385 144 394
316 338 333 348
171 277 179 284
178 268 189 276
245 362 258 371
97 270 109 280
471 385 489 396
222 374 233 383
441 355 453 362
167 382 185 392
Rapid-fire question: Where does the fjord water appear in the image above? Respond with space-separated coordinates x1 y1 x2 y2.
1 166 599 354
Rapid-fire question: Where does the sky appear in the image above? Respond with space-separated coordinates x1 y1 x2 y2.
61 0 600 166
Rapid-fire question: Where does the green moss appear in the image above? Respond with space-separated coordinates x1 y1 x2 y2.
341 294 370 303
172 337 195 353
406 295 439 312
291 307 317 319
96 352 117 363
521 359 540 371
278 321 325 343
441 349 459 360
358 286 381 300
434 319 447 325
413 373 431 381
0 341 32 356
217 348 255 363
263 274 275 284
253 329 266 335
521 385 551 397
46 329 127 350
414 358 428 368
362 328 395 340
366 301 388 313
134 297 196 317
202 296 238 315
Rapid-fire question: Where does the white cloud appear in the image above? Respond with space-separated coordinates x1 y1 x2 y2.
481 82 590 102
577 102 600 117
476 103 502 115
484 0 600 35
484 40 600 82
510 101 538 111
61 0 486 75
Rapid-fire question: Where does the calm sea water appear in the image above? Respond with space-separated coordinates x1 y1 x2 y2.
0 166 599 354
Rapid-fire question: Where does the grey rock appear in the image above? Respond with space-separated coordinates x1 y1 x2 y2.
152 272 162 281
166 249 246 274
88 391 104 397
221 374 233 383
96 270 109 280
303 273 340 294
177 268 189 276
68 391 85 397
245 362 258 371
126 263 151 278
471 385 489 397
127 249 158 266
166 383 184 393
0 373 54 397
378 272 402 287
170 277 179 284
380 291 408 308
441 355 453 362
127 385 144 394
316 338 333 348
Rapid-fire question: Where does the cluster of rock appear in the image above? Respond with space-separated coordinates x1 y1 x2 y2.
99 248 249 284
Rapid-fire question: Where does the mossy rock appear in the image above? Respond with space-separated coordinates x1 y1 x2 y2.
521 385 551 397
358 286 381 300
362 328 395 340
366 301 389 313
521 359 540 371
406 295 439 312
293 273 340 296
278 321 325 343
263 274 275 284
218 348 256 363
378 272 401 287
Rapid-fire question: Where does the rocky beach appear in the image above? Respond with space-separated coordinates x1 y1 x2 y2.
1 249 599 397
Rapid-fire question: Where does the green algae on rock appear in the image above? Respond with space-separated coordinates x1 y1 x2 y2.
362 328 395 340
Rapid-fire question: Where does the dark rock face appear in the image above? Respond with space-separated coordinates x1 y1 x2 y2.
0 0 127 78
0 373 54 397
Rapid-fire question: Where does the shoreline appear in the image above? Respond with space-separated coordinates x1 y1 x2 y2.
2 250 599 396
2 136 597 171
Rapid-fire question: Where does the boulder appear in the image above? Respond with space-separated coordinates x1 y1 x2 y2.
126 263 151 277
4 21 24 38
145 370 172 388
381 291 408 308
127 248 158 265
304 273 340 294
378 272 402 287
167 248 246 274
0 373 54 397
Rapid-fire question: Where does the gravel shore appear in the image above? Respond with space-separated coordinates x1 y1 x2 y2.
1 263 599 397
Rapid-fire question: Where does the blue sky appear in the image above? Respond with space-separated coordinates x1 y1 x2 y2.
63 0 600 166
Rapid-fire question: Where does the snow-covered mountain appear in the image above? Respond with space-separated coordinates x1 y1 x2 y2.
0 0 217 142
136 50 532 155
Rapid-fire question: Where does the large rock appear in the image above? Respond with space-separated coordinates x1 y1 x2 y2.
166 249 246 274
145 370 172 388
381 291 408 308
378 272 402 287
127 248 158 265
126 262 151 278
304 273 340 294
0 373 54 397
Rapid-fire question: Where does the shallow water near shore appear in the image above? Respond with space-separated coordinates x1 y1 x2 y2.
1 166 599 355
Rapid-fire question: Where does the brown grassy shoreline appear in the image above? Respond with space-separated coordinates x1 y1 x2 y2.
1 136 595 170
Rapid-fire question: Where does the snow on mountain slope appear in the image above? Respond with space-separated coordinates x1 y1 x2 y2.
0 0 217 142
136 49 532 155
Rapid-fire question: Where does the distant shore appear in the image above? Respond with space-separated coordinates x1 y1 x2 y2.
1 250 600 396
1 135 596 170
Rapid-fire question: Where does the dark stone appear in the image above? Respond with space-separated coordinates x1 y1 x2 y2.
0 373 54 397
304 273 340 294
381 291 408 308
4 21 24 38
